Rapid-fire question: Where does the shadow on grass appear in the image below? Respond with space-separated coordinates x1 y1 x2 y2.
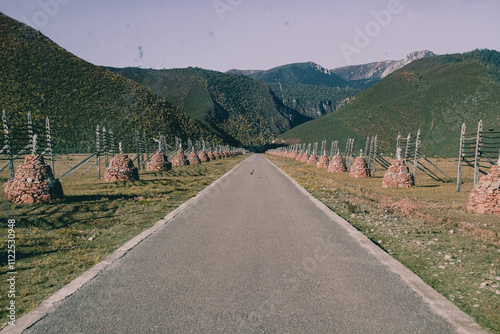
0 249 59 268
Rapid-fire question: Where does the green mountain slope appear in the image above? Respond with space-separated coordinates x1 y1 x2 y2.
108 67 295 146
278 50 500 157
109 67 360 146
0 12 216 153
228 61 357 88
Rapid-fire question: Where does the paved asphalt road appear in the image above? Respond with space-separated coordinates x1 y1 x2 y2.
22 154 479 333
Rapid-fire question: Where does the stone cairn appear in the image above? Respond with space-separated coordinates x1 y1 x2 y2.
207 150 216 160
382 148 413 188
198 150 209 162
328 155 347 173
349 152 370 178
213 150 221 160
301 144 311 163
186 140 201 165
188 151 201 165
172 148 189 167
316 155 329 168
316 140 329 168
4 155 63 204
146 150 172 171
466 160 500 215
104 154 139 182
198 140 210 162
307 143 318 165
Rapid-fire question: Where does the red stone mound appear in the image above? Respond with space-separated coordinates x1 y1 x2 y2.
208 151 216 160
467 165 500 215
146 151 172 171
213 152 221 160
171 151 189 167
349 157 370 178
105 154 139 182
307 154 318 166
300 153 310 163
382 160 413 188
328 155 346 173
188 151 201 165
198 151 210 162
316 155 329 168
4 155 63 203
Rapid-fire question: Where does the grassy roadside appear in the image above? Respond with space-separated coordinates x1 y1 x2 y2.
0 153 249 328
266 154 499 333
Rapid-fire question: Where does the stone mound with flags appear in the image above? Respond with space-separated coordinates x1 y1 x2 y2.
104 154 139 181
146 151 172 171
4 155 63 203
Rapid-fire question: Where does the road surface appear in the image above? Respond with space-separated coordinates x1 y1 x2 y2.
20 154 483 333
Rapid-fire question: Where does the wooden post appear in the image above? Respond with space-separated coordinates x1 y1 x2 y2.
27 111 34 145
46 117 54 174
103 126 108 168
135 129 141 171
364 137 370 157
96 125 101 180
456 122 466 192
412 129 421 185
109 129 115 155
368 136 374 174
396 132 401 153
404 133 411 163
473 120 483 186
143 130 148 168
31 133 38 155
372 136 378 176
2 110 14 179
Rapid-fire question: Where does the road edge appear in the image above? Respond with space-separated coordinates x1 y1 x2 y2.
264 155 490 334
2 156 249 334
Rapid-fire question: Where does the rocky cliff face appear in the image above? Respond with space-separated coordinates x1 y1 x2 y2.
283 98 339 119
332 50 436 82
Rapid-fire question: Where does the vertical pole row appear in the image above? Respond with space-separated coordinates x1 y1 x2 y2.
2 110 14 179
456 122 466 192
473 120 483 186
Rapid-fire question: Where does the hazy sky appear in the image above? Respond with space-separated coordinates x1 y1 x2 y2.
1 0 499 72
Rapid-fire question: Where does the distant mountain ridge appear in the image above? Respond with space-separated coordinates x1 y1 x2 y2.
228 61 351 88
228 50 436 90
278 49 500 157
332 50 437 81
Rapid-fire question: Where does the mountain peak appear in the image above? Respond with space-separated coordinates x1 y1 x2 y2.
331 50 436 83
404 50 436 63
